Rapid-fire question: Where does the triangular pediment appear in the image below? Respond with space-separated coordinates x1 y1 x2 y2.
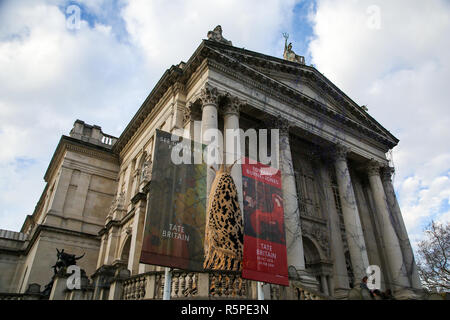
114 39 399 154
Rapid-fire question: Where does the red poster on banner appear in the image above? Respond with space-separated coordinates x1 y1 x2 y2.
241 158 289 286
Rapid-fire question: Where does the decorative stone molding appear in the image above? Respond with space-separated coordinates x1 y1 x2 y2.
300 220 330 258
367 159 381 177
139 160 152 185
108 191 125 217
172 82 185 95
183 102 201 125
133 168 141 179
199 83 219 107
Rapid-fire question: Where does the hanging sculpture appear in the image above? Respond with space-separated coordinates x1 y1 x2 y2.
203 163 244 271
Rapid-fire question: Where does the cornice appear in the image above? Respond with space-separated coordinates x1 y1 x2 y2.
10 224 99 256
44 136 118 183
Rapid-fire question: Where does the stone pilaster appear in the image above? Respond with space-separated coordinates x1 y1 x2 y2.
367 160 411 294
103 225 120 265
183 102 202 142
171 82 186 132
381 167 422 290
276 117 306 273
332 144 369 283
127 193 147 275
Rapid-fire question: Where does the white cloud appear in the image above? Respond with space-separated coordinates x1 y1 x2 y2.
121 0 297 70
0 0 150 231
0 0 301 231
308 0 450 250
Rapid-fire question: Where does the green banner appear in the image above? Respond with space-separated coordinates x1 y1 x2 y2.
140 130 206 271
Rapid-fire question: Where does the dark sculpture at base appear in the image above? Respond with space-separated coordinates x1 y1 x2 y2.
41 248 85 297
51 248 85 274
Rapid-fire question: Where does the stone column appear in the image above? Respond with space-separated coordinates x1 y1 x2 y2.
333 145 369 282
277 118 305 272
96 233 107 269
352 174 389 290
200 83 220 196
381 167 422 290
104 225 120 265
223 95 244 210
367 161 411 293
318 163 349 297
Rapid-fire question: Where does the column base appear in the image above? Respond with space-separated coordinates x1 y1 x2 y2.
394 288 423 300
333 288 350 300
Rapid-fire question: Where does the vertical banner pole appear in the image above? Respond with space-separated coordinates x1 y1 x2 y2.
163 267 172 300
257 282 265 300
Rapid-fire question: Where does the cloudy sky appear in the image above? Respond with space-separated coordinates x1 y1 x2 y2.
0 0 449 254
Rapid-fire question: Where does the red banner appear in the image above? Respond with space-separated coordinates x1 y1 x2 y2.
241 158 289 286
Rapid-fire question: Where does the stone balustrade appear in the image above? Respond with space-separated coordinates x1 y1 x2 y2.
123 274 148 300
121 270 330 300
101 133 117 146
209 271 247 298
122 270 251 300
170 271 199 298
296 287 328 300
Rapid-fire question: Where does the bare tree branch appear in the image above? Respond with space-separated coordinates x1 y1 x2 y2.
417 221 450 292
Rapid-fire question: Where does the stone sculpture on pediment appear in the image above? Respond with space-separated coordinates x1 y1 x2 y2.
207 25 232 46
282 32 305 64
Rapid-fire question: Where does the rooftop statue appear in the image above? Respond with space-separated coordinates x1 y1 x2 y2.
282 32 305 64
207 25 233 46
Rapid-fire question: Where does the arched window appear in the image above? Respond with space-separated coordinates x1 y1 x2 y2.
120 236 132 263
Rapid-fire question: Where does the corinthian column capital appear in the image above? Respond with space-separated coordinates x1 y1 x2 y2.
223 95 245 116
272 116 290 137
381 166 395 182
367 159 381 177
199 82 219 107
332 144 350 162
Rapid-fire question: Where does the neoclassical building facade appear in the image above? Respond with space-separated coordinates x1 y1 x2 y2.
0 27 422 300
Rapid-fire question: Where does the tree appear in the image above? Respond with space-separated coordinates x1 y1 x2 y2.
416 221 450 292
